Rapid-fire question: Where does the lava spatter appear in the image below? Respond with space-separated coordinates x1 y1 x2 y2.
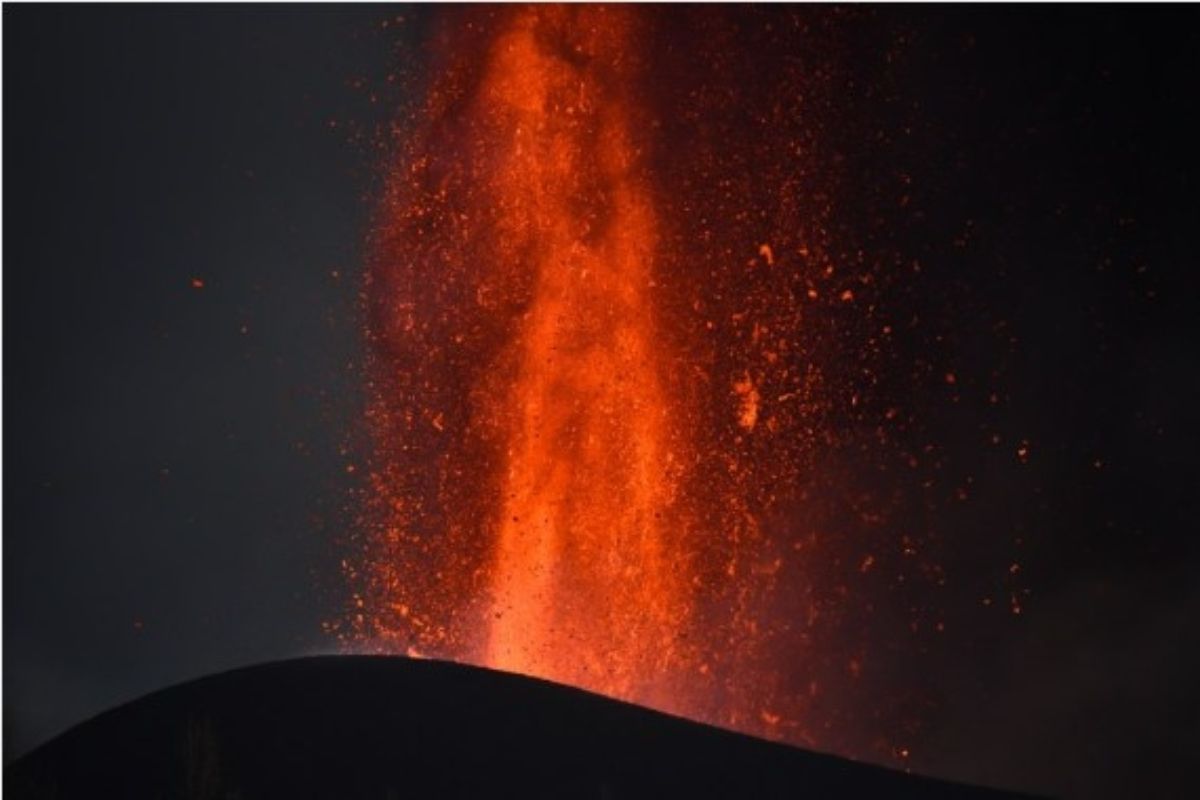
345 5 978 765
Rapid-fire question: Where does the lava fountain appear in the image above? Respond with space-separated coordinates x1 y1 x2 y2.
345 4 947 759
352 5 692 710
471 8 688 701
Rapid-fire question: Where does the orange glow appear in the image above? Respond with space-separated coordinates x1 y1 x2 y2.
342 4 981 763
348 0 808 733
475 7 687 704
349 5 694 712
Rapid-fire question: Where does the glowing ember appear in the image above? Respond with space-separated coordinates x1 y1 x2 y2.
340 5 1007 764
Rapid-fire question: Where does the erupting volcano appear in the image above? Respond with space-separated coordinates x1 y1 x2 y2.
342 4 970 762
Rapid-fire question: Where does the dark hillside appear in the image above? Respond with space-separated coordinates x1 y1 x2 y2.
6 656 1030 799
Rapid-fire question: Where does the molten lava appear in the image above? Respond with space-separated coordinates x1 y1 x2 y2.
474 9 687 701
354 6 692 711
343 4 996 764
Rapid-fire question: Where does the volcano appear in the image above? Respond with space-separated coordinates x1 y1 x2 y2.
6 656 1028 798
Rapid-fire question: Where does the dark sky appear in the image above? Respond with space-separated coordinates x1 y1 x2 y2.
3 5 402 760
4 6 1200 799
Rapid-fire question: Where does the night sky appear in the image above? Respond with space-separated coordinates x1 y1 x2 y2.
4 6 1199 799
3 4 398 760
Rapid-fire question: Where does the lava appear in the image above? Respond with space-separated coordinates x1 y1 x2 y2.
344 4 980 763
474 7 689 703
352 5 692 711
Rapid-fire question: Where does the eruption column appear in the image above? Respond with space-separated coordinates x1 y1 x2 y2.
356 5 691 711
478 8 684 704
353 4 933 759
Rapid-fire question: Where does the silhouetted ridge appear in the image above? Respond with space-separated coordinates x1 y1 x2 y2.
6 656 1030 798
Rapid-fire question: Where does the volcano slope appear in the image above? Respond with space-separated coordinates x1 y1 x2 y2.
6 656 1030 798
